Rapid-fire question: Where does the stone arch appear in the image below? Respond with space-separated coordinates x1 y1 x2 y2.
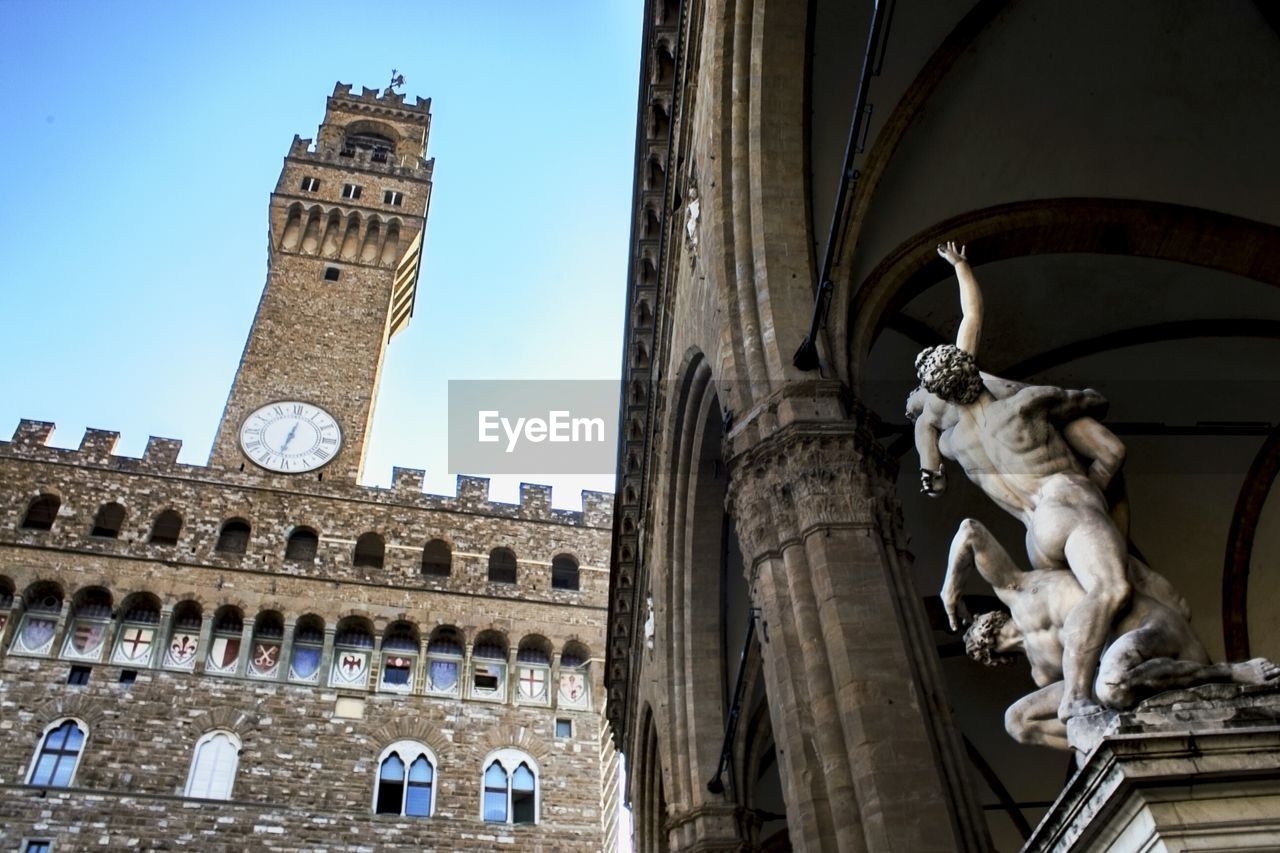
844 199 1280 386
370 718 450 759
477 726 552 764
31 694 110 732
633 703 670 853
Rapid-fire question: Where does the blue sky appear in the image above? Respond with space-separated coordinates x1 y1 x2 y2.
0 0 639 509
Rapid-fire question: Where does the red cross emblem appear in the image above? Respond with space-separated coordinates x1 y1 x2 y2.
519 666 546 698
121 626 152 658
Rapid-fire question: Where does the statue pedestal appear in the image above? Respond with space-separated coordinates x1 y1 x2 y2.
1024 685 1280 852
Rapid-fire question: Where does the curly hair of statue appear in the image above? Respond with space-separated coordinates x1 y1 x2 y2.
964 610 1017 667
915 344 983 405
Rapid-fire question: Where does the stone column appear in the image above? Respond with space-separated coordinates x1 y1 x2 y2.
726 383 987 852
318 626 337 686
151 607 174 670
277 618 296 682
193 612 214 675
235 617 255 675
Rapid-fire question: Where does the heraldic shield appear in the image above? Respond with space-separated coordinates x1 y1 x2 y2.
429 658 459 692
290 645 322 682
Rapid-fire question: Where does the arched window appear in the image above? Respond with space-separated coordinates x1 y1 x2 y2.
332 616 374 687
354 532 385 569
21 494 60 531
206 606 243 675
422 539 451 577
13 582 62 657
481 749 539 824
559 641 592 709
380 621 420 693
516 636 551 703
471 631 508 700
185 730 240 800
374 741 436 817
288 615 325 683
90 502 125 538
215 518 250 555
248 611 284 679
425 626 463 695
149 509 182 545
112 593 160 666
28 719 86 787
488 548 517 584
61 587 112 662
551 554 580 591
163 601 202 670
285 527 319 562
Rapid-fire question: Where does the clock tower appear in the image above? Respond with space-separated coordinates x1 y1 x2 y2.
209 82 433 483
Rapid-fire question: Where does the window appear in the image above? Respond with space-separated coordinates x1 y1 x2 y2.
488 548 517 584
323 266 341 282
61 588 112 662
288 616 324 683
555 718 572 738
342 183 363 200
67 665 91 686
374 741 436 817
206 607 243 675
482 749 539 824
421 539 451 577
119 670 137 686
185 730 240 800
332 617 373 687
248 611 284 679
353 532 385 569
28 719 86 787
23 841 52 853
112 594 160 666
425 627 463 695
148 509 182 545
163 601 202 670
300 176 320 192
516 637 551 703
13 583 62 656
89 502 125 538
285 527 319 562
21 495 60 531
551 554 580 591
383 190 404 206
214 518 250 555
471 632 507 700
380 622 419 693
558 642 591 708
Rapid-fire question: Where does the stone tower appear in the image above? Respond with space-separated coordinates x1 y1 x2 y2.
209 82 434 483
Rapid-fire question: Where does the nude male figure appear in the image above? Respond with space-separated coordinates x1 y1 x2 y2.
906 242 1134 720
943 519 1279 750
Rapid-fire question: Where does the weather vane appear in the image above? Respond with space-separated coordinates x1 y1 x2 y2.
385 69 406 96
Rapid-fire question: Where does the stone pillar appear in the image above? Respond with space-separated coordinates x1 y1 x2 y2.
149 609 173 670
277 618 296 682
193 612 214 674
235 617 255 675
726 383 988 852
318 626 337 686
1027 686 1280 850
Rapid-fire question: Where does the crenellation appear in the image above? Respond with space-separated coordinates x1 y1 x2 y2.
520 483 553 516
391 466 425 493
142 437 182 466
10 419 54 450
456 475 491 508
77 429 120 463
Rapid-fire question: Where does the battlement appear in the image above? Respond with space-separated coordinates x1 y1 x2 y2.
330 81 431 121
2 419 614 525
286 135 435 180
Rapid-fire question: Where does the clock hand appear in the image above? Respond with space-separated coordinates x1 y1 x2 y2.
280 423 298 452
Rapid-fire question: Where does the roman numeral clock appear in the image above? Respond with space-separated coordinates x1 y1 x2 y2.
239 402 342 473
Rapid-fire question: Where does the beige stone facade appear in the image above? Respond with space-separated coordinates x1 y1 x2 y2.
0 84 616 851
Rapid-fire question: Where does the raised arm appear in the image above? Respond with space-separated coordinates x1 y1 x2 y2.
938 242 982 356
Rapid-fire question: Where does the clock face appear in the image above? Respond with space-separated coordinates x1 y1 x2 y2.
239 401 342 473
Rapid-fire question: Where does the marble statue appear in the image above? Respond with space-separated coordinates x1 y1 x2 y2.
942 518 1279 750
907 242 1135 721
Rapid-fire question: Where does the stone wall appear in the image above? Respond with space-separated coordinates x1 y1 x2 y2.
0 422 615 851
